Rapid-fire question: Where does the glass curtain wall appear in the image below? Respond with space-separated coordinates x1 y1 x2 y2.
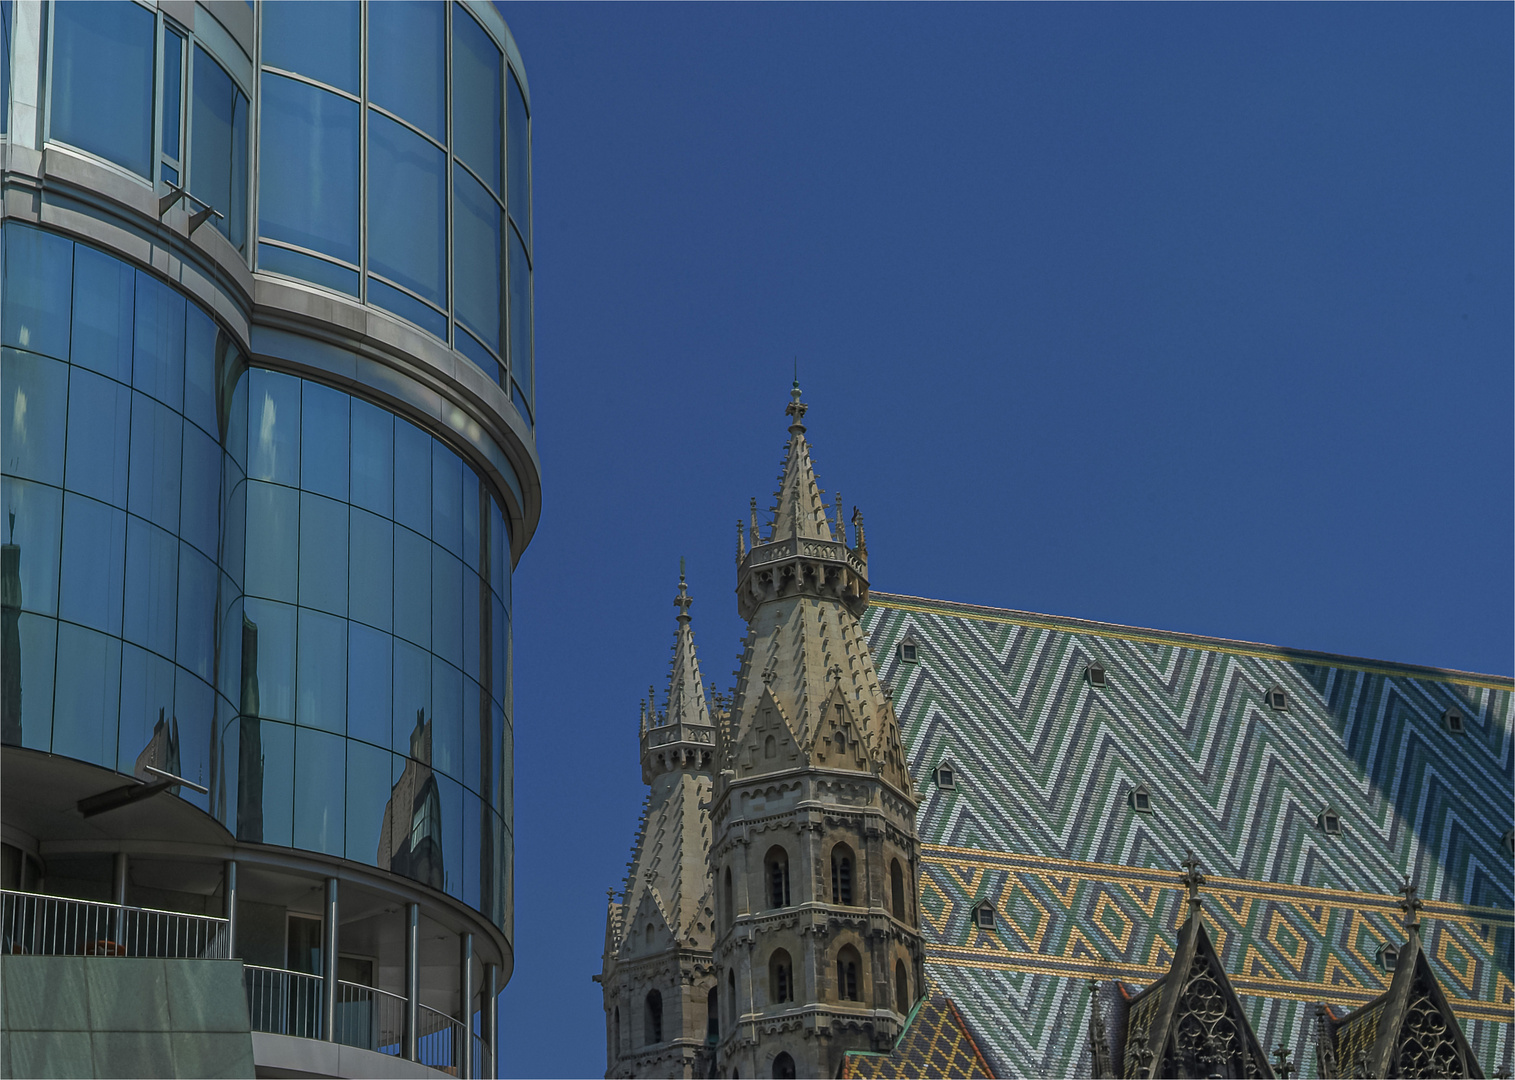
257 2 533 424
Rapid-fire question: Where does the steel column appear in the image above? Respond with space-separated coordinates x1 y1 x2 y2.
323 878 338 1041
484 963 498 1080
459 932 474 1079
405 903 420 1061
224 860 238 957
112 852 128 905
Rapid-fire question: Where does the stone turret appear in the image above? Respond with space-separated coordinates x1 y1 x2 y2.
711 386 925 1080
600 572 721 1079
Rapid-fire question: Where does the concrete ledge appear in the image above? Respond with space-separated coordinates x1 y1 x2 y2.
250 1033 455 1080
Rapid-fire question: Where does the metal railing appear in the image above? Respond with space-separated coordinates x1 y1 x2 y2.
334 979 406 1056
418 1002 466 1074
1 889 229 959
472 1027 489 1080
244 964 324 1040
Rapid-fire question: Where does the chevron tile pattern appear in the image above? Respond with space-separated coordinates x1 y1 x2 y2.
860 592 1514 1077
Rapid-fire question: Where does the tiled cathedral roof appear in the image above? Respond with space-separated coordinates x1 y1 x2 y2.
840 990 996 1079
860 592 1514 1078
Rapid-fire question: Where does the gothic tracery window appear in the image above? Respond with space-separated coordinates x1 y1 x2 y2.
831 843 855 905
765 846 791 908
890 859 906 920
644 989 663 1045
769 948 794 1004
836 945 862 1002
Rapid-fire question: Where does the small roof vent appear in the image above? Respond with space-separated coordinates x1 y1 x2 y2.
1318 807 1342 835
1442 708 1465 734
1378 943 1399 973
973 901 996 929
897 640 919 664
1130 784 1152 814
1266 686 1289 712
934 762 957 791
1086 662 1107 688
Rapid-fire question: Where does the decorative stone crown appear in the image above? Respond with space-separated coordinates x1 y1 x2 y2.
640 569 717 784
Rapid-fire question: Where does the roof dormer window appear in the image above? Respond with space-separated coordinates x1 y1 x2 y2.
898 640 919 664
1086 663 1107 688
1130 785 1152 814
1318 807 1341 835
973 902 996 930
1378 943 1399 973
1266 687 1289 712
935 763 957 790
1443 708 1465 734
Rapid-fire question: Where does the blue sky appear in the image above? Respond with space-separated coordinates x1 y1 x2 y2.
492 5 1512 1075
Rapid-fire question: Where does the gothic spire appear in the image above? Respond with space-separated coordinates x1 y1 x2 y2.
768 384 836 543
664 565 710 730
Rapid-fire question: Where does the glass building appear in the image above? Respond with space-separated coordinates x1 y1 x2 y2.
0 2 538 1076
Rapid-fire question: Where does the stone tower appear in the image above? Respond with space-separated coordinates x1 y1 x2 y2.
600 572 722 1078
711 386 926 1080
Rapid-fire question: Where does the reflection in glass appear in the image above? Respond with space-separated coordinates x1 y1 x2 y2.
392 640 429 757
294 726 346 855
65 367 131 507
394 421 431 537
453 166 502 358
368 112 447 307
1 513 23 744
431 658 461 780
453 9 503 195
259 74 361 265
132 706 181 786
59 495 127 636
184 302 220 441
127 392 183 532
190 46 249 251
2 350 68 486
432 446 462 558
377 711 445 890
347 623 392 748
242 599 295 722
348 509 393 632
1 482 61 621
257 720 296 848
248 369 301 486
350 400 394 518
118 642 175 774
133 273 187 413
244 481 299 603
298 492 348 616
369 1 445 142
180 424 222 558
49 0 155 177
300 381 350 502
177 544 218 682
508 229 533 407
70 244 134 383
174 672 214 811
123 516 178 660
11 614 56 751
52 624 122 768
507 71 531 249
432 551 462 670
236 613 263 842
162 26 184 165
345 740 392 866
1 224 73 360
393 528 431 649
261 0 359 94
296 608 346 734
366 277 447 342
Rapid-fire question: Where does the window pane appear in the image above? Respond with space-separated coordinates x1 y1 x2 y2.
261 0 358 94
392 638 429 755
393 526 431 648
3 478 61 619
176 542 217 682
432 548 462 669
463 568 480 683
370 1 444 142
190 47 248 251
7 613 56 751
173 672 212 811
117 642 174 771
432 657 461 780
247 368 301 486
244 480 299 603
298 492 348 617
241 598 296 722
64 366 131 507
257 244 359 296
162 27 183 162
184 307 219 438
453 8 502 194
1 223 73 360
59 493 127 635
463 676 481 793
432 444 462 557
259 74 360 264
508 228 532 405
255 719 296 847
50 0 154 176
52 623 121 767
127 392 183 534
345 741 393 866
296 608 346 733
455 327 500 385
347 623 392 748
300 381 349 501
71 243 134 383
133 272 186 413
368 111 446 307
367 277 447 341
454 165 502 354
180 423 221 559
122 515 178 658
1 350 68 486
350 400 393 518
394 421 431 537
462 470 480 571
349 508 393 633
507 70 530 249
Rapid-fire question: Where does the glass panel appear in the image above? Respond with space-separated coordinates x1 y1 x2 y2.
461 470 480 570
463 676 480 793
392 638 429 756
127 391 182 533
117 642 175 772
180 423 221 559
162 26 184 162
350 399 393 518
431 658 461 780
347 622 392 748
2 224 73 360
70 243 134 383
438 774 463 898
247 368 301 486
300 381 349 501
454 326 500 385
173 671 213 810
1 350 68 486
177 543 217 682
296 608 346 733
49 0 154 176
259 74 360 264
226 371 249 474
393 421 431 537
452 8 502 195
218 593 242 714
367 111 446 306
190 47 248 250
162 163 179 186
133 272 186 413
463 568 480 683
369 1 445 142
122 515 177 658
253 719 296 848
507 69 530 249
432 548 462 669
59 493 126 635
183 307 219 438
241 598 296 722
508 228 532 406
64 366 131 508
489 595 504 706
453 164 502 354
488 500 507 605
298 492 348 616
256 244 359 296
244 480 299 602
366 277 447 341
463 788 480 911
260 0 359 95
348 508 393 633
392 526 430 648
345 741 393 866
7 613 56 751
492 703 507 810
432 444 462 557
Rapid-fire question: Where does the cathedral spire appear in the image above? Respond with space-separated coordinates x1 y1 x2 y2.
768 384 836 543
641 568 715 786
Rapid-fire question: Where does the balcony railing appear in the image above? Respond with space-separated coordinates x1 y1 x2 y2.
418 1002 465 1073
334 978 406 1055
245 964 325 1039
1 889 230 959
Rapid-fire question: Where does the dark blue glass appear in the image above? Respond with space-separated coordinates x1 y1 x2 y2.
463 788 481 911
455 327 500 385
52 624 121 768
162 27 184 162
190 47 248 250
71 244 134 383
49 0 154 176
123 515 178 660
432 658 461 781
393 421 431 537
432 445 462 557
370 1 445 142
298 493 348 617
366 277 447 341
345 741 393 866
244 481 299 603
64 367 131 507
367 111 446 307
133 272 186 413
11 614 56 751
261 0 359 94
5 478 62 614
225 372 249 474
453 9 502 195
184 307 219 438
218 596 242 712
463 568 481 683
350 400 393 518
127 392 183 533
257 244 359 296
296 608 346 734
508 229 532 406
173 671 214 810
176 543 218 682
300 381 349 501
1 350 68 486
256 720 296 848
259 74 360 264
221 479 246 590
348 509 393 633
438 774 463 899
248 368 301 486
463 676 481 793
2 224 72 360
117 642 175 772
453 165 502 355
488 500 507 604
59 493 126 635
490 596 505 707
462 471 480 570
393 526 431 649
492 704 507 810
507 70 531 249
432 549 462 669
180 424 221 559
242 598 296 722
347 623 392 748
392 638 430 755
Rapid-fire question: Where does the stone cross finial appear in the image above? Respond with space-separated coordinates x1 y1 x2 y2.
785 384 808 432
1273 1045 1295 1078
674 565 693 622
852 507 866 554
1181 850 1205 907
1398 876 1423 932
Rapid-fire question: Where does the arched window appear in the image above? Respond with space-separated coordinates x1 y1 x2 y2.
834 730 847 757
765 846 791 908
890 859 906 920
706 986 719 1045
894 959 909 1015
768 948 794 1005
645 923 655 948
836 945 861 1002
644 989 663 1045
764 734 776 758
773 1052 796 1079
724 866 734 926
831 843 855 905
614 1006 620 1054
727 969 737 1026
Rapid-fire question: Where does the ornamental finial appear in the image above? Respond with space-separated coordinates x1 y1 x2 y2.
1180 850 1205 907
1398 876 1423 933
785 383 808 433
675 562 692 622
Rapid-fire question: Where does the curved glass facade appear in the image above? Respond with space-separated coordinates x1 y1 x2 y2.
0 221 513 932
